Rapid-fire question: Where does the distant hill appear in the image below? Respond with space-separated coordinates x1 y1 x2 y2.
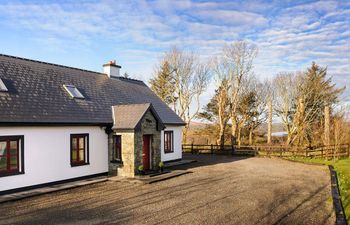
257 122 285 133
188 121 209 130
189 121 286 133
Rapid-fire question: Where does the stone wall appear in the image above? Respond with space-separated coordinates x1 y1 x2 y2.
108 131 135 177
109 110 161 177
134 110 161 173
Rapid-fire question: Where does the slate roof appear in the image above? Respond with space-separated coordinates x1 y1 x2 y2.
0 54 185 125
112 103 164 130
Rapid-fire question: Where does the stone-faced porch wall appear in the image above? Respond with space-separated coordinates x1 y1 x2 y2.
108 131 135 177
134 110 161 174
109 110 161 177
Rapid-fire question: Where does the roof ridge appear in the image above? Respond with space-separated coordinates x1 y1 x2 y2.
114 76 145 84
0 53 146 84
0 53 104 75
114 103 151 107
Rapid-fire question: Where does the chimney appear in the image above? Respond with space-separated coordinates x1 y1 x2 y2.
103 60 121 78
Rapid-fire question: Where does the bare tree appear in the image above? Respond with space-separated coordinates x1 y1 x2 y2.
163 47 211 143
245 80 269 145
209 56 233 146
333 105 349 144
235 75 255 146
272 72 301 145
221 41 258 144
267 82 273 145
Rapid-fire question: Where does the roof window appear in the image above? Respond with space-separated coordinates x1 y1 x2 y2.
0 79 8 92
63 84 85 99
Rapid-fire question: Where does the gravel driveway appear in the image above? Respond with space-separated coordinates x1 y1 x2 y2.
0 155 335 225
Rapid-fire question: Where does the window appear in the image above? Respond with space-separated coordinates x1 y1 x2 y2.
63 84 85 99
0 79 8 92
0 136 24 177
164 131 174 153
112 135 122 162
70 134 89 166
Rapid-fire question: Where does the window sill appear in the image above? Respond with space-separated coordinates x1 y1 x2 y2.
71 162 90 167
0 171 24 178
164 151 174 154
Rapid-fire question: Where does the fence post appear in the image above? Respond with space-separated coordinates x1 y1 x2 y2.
231 144 234 155
280 148 282 157
211 144 213 154
191 143 194 155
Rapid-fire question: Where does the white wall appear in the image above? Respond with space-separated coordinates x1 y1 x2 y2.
161 125 183 162
0 126 108 192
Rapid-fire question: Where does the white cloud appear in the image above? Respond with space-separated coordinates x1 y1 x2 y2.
0 0 349 105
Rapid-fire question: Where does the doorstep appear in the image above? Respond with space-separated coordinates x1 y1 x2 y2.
0 176 108 204
138 170 192 184
109 170 192 184
164 159 197 168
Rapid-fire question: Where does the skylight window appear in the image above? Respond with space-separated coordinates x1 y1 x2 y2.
0 79 8 92
63 84 85 99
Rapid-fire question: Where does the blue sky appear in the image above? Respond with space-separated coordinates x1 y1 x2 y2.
0 0 349 105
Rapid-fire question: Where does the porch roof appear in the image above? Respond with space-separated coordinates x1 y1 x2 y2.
112 103 164 130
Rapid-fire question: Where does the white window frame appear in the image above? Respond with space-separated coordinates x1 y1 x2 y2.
63 84 85 99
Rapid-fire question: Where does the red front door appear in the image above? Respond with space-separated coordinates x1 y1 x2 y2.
142 135 151 170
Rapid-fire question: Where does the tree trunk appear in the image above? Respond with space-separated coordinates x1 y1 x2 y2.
324 105 330 146
217 123 225 146
183 126 188 144
286 132 292 146
249 129 253 145
237 126 242 147
296 97 305 146
267 98 272 144
217 90 227 147
231 115 237 145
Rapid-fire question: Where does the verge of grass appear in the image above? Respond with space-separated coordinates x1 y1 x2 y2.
288 156 350 223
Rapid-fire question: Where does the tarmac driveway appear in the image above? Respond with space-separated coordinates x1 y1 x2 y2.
0 155 335 225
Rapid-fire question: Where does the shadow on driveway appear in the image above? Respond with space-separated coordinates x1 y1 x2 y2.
170 153 251 170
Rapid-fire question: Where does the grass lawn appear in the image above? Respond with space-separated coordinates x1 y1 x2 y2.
288 157 350 223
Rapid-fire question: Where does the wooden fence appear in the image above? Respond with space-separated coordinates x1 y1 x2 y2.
182 144 350 159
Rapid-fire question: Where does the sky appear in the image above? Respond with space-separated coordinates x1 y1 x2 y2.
0 0 349 107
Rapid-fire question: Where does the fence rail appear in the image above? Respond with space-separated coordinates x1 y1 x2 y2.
182 144 350 159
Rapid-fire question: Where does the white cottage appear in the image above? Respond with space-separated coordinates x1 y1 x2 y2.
0 54 185 194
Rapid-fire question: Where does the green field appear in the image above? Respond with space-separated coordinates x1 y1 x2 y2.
288 157 350 223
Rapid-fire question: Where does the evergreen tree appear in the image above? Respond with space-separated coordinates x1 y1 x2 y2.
302 62 343 115
298 62 344 145
149 61 176 106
